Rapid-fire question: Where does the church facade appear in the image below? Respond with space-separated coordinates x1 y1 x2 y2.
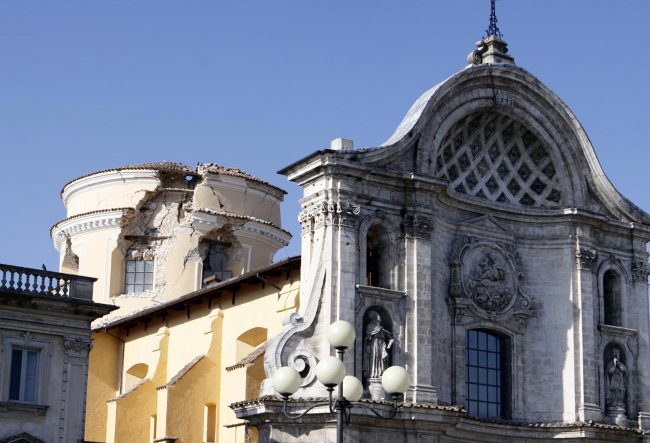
232 32 650 442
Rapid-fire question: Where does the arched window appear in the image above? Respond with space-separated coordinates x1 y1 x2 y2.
603 270 622 326
466 329 510 419
366 225 390 288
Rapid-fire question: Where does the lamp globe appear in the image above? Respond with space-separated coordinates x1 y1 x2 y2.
316 356 346 388
342 375 363 402
326 320 356 350
381 366 410 395
273 366 302 397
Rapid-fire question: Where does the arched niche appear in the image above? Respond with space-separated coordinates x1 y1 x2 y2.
604 271 622 326
358 216 400 291
124 363 148 391
597 257 630 328
236 327 268 400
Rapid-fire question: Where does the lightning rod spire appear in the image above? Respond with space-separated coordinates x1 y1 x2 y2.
486 0 502 38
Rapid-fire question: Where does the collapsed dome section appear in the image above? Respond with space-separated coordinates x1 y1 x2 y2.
52 161 291 311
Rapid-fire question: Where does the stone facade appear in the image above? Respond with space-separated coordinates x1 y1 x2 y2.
0 264 114 443
233 36 650 441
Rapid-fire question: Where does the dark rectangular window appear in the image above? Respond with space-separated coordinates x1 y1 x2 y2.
466 330 508 418
125 259 154 293
9 348 39 403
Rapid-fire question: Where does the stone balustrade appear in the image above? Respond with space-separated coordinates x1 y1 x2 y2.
0 263 95 300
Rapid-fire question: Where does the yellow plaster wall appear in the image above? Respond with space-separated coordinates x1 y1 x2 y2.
111 380 157 443
87 268 299 443
85 333 121 442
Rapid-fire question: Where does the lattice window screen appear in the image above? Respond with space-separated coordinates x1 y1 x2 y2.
436 112 562 208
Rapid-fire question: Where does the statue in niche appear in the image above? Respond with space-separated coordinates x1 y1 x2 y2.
606 348 627 415
363 310 393 380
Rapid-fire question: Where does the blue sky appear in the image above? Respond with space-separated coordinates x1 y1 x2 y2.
1 1 649 270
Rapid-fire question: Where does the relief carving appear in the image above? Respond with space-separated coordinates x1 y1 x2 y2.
448 235 532 330
464 252 514 313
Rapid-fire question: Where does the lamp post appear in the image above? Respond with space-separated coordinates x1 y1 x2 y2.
272 320 410 443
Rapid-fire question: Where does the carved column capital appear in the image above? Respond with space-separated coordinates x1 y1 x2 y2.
298 199 361 233
64 337 92 357
632 260 650 284
576 247 598 273
403 214 434 239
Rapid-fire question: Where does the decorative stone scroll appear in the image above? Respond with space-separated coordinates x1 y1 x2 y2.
298 200 361 233
632 260 650 284
403 214 434 239
448 236 533 331
576 247 599 273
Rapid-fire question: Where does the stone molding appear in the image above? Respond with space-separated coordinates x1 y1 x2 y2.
598 324 638 340
51 209 128 252
190 211 291 249
0 402 48 416
298 199 361 233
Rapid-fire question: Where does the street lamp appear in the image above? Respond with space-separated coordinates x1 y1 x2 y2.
272 320 410 443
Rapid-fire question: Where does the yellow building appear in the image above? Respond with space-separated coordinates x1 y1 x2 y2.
50 162 299 442
88 257 299 443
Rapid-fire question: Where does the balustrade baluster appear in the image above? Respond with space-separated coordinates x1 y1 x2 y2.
8 270 15 290
20 272 27 291
0 264 93 299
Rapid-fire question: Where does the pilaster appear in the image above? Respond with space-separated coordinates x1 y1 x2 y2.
574 243 601 422
632 257 650 428
404 215 437 403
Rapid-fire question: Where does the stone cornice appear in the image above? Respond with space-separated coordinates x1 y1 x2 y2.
51 209 130 252
191 210 291 249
